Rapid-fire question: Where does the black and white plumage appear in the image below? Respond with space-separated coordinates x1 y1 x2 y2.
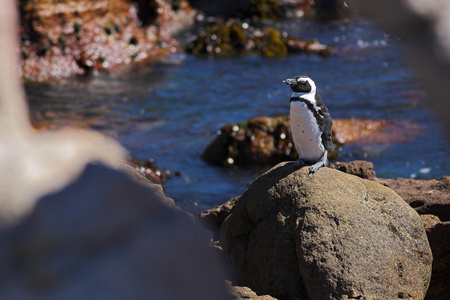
283 75 334 173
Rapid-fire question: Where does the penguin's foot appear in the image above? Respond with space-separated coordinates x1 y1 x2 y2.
309 161 325 173
293 158 306 170
309 151 328 174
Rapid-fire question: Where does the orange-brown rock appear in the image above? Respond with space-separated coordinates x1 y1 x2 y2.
19 0 195 81
333 118 426 145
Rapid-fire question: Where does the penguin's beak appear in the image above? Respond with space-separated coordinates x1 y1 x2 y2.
283 78 296 86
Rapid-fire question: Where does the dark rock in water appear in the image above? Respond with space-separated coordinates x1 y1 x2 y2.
376 176 450 222
0 164 229 299
421 215 450 300
124 157 180 185
202 116 425 166
202 116 296 165
185 19 332 58
219 162 432 299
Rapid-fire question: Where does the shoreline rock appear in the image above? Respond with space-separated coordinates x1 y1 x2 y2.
19 0 196 81
199 160 449 300
218 162 432 299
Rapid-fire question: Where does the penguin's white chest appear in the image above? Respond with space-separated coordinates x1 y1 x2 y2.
290 101 324 162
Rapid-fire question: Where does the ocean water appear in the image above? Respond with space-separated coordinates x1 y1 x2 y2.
26 19 449 214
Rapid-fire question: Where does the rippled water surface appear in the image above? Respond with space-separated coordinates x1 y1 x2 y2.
26 19 449 213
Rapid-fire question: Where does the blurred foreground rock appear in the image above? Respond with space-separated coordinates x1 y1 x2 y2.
0 163 229 300
217 162 432 299
202 116 425 166
1 0 127 229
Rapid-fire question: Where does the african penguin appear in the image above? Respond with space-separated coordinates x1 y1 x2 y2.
283 75 334 173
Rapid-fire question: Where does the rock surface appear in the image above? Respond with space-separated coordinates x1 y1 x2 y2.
227 281 277 300
0 163 229 299
219 162 432 299
329 160 377 179
376 176 450 222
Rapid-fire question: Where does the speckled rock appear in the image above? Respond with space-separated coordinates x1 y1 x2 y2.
219 162 432 299
19 0 195 81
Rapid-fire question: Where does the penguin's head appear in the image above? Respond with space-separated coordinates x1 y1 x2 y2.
283 76 315 93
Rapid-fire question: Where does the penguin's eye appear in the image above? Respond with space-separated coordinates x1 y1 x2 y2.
298 80 306 84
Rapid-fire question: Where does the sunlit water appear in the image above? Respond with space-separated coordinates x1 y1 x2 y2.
26 19 449 214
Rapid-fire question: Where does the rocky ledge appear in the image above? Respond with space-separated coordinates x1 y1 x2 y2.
202 116 425 166
200 161 449 300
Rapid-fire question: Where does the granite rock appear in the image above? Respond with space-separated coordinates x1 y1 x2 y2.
219 162 432 299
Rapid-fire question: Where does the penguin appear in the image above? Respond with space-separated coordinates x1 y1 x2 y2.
283 75 334 173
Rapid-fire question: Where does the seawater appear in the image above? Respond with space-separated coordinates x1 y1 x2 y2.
26 19 449 213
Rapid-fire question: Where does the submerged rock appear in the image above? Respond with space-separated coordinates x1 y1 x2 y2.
19 0 196 81
219 162 432 299
202 116 424 166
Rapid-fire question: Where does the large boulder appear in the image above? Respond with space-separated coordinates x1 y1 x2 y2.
219 162 432 299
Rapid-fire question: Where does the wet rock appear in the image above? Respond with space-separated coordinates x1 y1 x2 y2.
420 215 450 300
219 162 432 299
19 0 196 81
202 116 295 165
124 157 180 185
375 176 450 222
0 163 229 299
185 19 332 57
202 116 424 166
